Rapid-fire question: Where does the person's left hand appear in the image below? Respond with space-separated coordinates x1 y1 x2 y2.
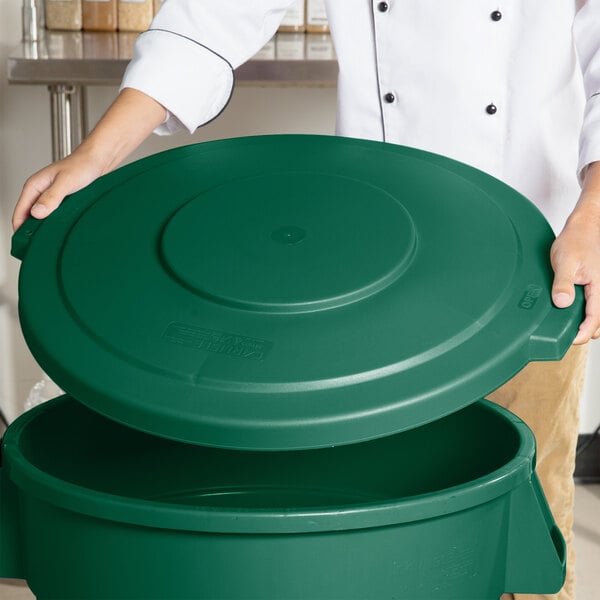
551 162 600 344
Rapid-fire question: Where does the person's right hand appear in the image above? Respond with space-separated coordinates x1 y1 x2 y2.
12 88 168 233
12 149 105 232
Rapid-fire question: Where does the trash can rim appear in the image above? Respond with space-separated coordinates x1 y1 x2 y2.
2 397 535 535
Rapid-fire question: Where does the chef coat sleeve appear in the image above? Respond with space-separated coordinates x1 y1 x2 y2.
120 0 296 135
574 0 600 182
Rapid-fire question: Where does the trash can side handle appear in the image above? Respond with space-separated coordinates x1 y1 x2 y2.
504 473 566 595
530 474 565 559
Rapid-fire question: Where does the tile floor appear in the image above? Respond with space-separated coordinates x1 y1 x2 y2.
0 484 598 600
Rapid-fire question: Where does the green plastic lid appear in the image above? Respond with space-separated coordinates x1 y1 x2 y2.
12 135 583 450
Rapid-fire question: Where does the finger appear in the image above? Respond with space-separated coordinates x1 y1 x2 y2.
552 272 577 309
29 171 74 220
573 284 600 344
550 244 579 308
12 203 31 233
12 172 55 232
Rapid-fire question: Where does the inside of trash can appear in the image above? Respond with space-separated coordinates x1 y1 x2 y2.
18 397 521 509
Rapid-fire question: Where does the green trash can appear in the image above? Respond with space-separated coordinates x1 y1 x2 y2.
1 396 565 599
2 135 583 599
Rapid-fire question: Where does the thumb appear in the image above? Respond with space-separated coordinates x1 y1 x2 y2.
551 258 577 308
30 172 73 219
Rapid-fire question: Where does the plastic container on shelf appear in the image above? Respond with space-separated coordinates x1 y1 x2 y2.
45 0 82 31
306 0 329 33
278 0 305 32
118 0 152 31
82 0 117 31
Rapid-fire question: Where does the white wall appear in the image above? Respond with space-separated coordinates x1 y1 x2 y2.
1 1 599 431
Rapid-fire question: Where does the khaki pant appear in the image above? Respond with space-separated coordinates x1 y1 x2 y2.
487 343 589 600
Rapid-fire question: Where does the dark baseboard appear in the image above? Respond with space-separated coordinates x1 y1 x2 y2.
574 433 600 483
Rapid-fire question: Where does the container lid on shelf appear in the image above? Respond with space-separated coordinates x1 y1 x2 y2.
12 135 583 450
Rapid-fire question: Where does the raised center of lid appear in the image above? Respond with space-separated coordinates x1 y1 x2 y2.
160 172 416 313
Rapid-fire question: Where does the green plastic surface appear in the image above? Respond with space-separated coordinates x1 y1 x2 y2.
0 396 565 598
11 135 583 450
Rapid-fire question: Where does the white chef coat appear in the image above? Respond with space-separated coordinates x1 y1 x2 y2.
121 1 600 234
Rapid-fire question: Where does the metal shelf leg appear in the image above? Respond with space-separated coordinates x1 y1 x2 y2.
48 84 87 161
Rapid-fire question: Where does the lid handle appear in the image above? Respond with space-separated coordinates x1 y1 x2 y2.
11 216 43 261
528 288 584 361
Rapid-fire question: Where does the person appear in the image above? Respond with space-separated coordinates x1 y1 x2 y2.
12 2 600 599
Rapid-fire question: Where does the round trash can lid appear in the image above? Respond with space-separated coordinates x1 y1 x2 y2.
12 135 583 450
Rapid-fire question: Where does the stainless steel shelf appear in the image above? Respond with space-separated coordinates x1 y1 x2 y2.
7 31 337 160
8 31 338 86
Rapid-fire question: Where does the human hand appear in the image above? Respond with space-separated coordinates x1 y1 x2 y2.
551 162 600 344
12 88 167 233
12 149 104 232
